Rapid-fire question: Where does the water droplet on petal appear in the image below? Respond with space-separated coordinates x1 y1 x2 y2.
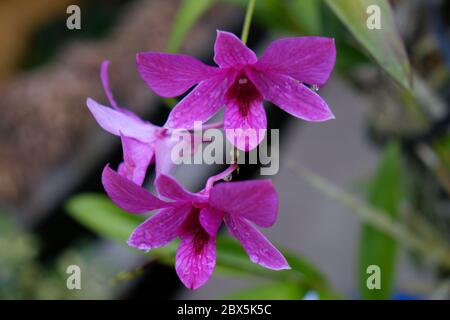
311 84 319 92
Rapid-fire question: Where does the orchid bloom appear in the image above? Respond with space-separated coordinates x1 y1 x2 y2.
86 61 197 185
102 164 290 289
137 30 336 150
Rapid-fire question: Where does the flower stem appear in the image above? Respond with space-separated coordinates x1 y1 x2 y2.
241 0 256 45
205 164 238 191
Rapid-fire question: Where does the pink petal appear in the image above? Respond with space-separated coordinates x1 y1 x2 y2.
209 180 278 228
247 69 335 121
102 165 169 213
117 134 154 186
136 52 220 98
214 30 257 68
199 206 224 237
224 215 290 270
224 95 266 151
155 174 201 203
165 70 236 129
127 203 192 251
86 98 156 142
176 221 216 290
254 37 336 87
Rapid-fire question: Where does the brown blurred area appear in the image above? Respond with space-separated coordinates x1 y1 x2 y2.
0 0 238 212
0 0 77 83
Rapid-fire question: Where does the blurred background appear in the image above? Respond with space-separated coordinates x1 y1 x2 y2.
0 0 449 299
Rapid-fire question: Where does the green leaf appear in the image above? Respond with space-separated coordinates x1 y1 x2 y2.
223 281 305 300
358 142 402 299
167 0 215 53
66 194 143 243
288 0 322 35
325 0 412 91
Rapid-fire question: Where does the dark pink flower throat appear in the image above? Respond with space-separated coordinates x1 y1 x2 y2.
225 70 262 117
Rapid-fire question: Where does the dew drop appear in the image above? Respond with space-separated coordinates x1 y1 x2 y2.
311 84 319 92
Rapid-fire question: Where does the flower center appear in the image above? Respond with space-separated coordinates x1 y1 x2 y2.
179 207 209 254
226 71 261 117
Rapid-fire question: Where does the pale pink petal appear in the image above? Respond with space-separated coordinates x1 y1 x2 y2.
247 69 335 121
165 70 236 129
102 165 169 213
209 180 278 227
254 37 336 87
214 30 257 68
100 61 141 120
136 52 220 98
224 215 290 270
199 206 224 237
100 60 120 110
224 97 266 151
154 136 178 176
155 174 201 203
176 221 216 290
86 98 156 141
117 134 154 186
127 203 192 251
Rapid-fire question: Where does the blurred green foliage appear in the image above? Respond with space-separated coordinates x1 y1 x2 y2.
0 215 126 299
358 142 403 299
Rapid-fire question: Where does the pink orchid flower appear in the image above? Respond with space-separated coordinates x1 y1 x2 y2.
102 164 290 289
137 30 336 151
86 61 199 185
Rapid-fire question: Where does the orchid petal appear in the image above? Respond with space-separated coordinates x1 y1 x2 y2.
224 215 290 270
254 37 336 87
100 61 142 120
209 180 278 227
127 203 192 251
102 165 169 213
117 134 154 186
165 70 236 129
224 96 266 151
100 60 120 110
199 206 224 237
155 174 200 202
247 69 335 121
86 98 156 141
154 136 178 176
176 223 216 290
136 53 219 98
214 31 257 68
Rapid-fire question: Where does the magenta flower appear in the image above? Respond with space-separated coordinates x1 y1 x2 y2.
137 31 336 150
86 61 186 185
102 165 290 289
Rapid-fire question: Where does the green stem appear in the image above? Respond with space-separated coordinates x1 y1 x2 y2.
241 0 256 45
